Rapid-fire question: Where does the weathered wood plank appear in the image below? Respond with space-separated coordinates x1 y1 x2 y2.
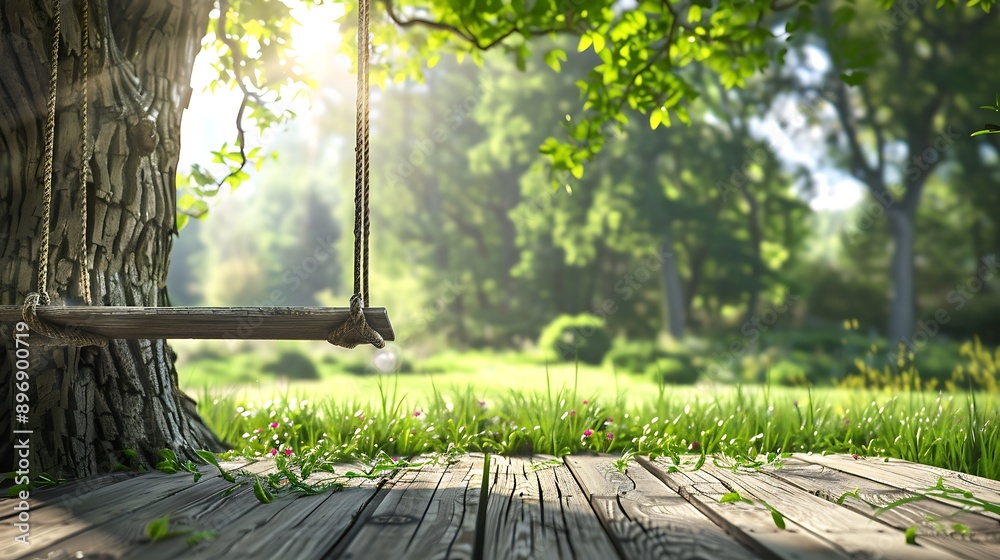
706 462 960 559
769 458 1000 560
21 469 248 559
0 463 247 558
564 454 757 560
801 454 1000 520
406 455 484 560
143 461 383 560
639 456 852 560
0 471 145 521
482 455 546 560
339 458 458 559
537 454 621 560
482 456 620 560
0 305 395 341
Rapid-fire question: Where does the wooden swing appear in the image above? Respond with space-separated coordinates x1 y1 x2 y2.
0 0 393 349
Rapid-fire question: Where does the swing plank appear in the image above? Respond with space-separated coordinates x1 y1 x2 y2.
0 306 395 342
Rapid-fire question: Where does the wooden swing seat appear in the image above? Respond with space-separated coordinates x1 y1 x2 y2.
0 305 394 342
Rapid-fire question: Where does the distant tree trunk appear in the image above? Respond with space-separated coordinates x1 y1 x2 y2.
741 187 763 324
0 0 222 479
659 227 685 341
887 205 918 346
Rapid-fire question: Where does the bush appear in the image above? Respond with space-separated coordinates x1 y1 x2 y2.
768 360 810 387
645 357 700 385
538 314 612 365
605 340 663 374
263 350 319 380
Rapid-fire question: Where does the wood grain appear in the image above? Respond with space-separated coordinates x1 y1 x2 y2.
339 457 477 559
801 454 1000 520
482 455 620 560
769 457 1000 560
639 456 853 560
0 305 396 341
705 462 959 559
564 454 756 559
0 464 242 558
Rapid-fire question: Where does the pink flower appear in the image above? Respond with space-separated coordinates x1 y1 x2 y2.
843 418 850 425
851 454 859 460
413 410 421 417
583 429 594 438
582 400 589 405
606 433 614 441
270 422 279 429
269 448 278 456
391 456 399 463
605 418 614 425
689 440 700 451
569 410 576 416
410 428 417 435
283 448 293 456
479 400 487 408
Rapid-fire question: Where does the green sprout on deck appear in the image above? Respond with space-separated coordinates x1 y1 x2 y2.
837 476 997 545
720 490 786 530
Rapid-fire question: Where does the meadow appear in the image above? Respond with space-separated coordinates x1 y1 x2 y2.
180 340 1000 480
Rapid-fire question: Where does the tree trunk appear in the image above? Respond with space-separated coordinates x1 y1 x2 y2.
741 187 763 324
0 0 222 479
659 227 686 341
887 205 917 346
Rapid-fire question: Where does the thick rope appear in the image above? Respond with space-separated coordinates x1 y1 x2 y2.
78 0 92 305
22 0 107 347
23 294 108 348
327 294 384 349
331 0 382 348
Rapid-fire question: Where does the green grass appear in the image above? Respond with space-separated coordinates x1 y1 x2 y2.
195 366 1000 479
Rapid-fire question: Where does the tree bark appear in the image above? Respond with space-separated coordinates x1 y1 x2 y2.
0 0 222 479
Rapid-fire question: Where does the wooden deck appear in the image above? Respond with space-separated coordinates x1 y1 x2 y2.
4 453 1000 559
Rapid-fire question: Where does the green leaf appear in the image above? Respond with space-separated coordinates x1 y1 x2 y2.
146 515 171 542
720 491 742 503
771 509 786 530
952 523 970 535
592 33 606 54
544 49 567 72
905 525 917 545
253 475 274 504
186 531 218 546
688 5 702 22
577 34 592 53
650 109 663 130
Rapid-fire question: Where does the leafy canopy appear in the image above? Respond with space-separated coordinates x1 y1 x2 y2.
180 0 995 226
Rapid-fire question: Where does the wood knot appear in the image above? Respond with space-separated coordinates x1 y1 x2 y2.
369 515 417 525
128 119 159 156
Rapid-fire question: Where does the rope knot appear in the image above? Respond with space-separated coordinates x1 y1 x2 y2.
22 293 109 348
327 293 384 349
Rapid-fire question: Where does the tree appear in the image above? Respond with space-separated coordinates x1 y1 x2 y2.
810 2 999 344
2 0 990 478
1 1 223 477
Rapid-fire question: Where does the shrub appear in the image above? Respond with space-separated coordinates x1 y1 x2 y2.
645 357 699 385
263 350 319 380
605 340 663 374
538 314 612 365
768 360 810 387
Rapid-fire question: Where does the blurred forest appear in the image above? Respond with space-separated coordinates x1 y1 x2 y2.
167 1 999 386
